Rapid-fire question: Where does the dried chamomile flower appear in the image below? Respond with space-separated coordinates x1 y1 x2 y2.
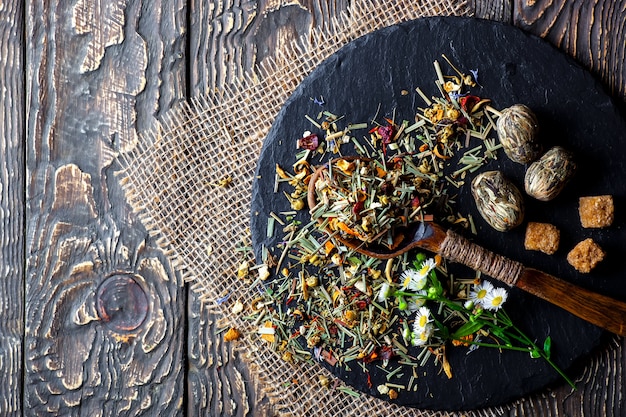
237 261 249 279
231 300 244 314
258 264 271 281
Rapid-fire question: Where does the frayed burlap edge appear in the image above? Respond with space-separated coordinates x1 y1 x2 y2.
114 0 604 415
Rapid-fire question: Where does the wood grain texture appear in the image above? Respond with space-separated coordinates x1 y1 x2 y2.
189 0 350 93
187 293 276 417
469 0 512 21
25 0 187 415
185 2 348 415
11 0 625 416
514 0 626 103
0 0 24 415
185 1 625 416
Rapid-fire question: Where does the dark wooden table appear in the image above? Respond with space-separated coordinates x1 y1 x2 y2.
2 0 625 415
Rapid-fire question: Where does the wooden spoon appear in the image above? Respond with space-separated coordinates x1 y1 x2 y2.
308 161 626 336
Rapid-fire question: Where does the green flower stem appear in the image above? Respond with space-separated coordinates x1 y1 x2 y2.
400 292 575 389
393 291 423 298
455 334 576 389
454 339 532 353
393 290 462 309
496 313 576 389
456 312 576 390
393 266 575 390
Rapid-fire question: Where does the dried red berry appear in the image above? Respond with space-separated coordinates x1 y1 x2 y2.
297 133 319 150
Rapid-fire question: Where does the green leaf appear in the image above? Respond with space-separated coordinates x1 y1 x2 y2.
543 336 552 359
530 348 541 359
451 320 485 339
434 318 450 339
490 327 512 346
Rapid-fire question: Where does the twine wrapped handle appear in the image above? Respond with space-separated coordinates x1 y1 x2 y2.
439 229 523 287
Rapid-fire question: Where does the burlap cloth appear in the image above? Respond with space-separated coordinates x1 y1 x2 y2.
115 0 569 415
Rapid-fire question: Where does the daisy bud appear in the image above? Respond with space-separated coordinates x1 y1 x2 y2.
471 308 483 320
402 322 411 343
397 296 408 311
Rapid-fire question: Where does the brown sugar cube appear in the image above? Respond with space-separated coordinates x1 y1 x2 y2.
524 222 560 255
566 238 605 273
579 195 614 228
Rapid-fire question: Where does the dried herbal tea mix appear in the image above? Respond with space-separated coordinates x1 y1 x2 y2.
241 57 573 400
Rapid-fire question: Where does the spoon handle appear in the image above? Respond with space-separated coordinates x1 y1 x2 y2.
438 227 523 286
436 226 626 336
516 268 626 337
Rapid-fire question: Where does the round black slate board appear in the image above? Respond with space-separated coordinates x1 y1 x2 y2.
250 16 626 411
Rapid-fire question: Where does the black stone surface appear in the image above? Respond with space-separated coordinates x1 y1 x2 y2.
250 16 626 411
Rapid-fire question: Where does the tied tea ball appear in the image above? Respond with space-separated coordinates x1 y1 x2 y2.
496 104 541 164
525 146 576 201
471 171 525 232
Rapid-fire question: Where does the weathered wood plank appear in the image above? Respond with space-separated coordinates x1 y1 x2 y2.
469 0 512 21
187 293 276 417
513 0 626 102
24 0 187 415
0 0 24 415
186 2 352 416
189 0 350 94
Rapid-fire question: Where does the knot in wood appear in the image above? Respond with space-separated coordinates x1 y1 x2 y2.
96 274 149 333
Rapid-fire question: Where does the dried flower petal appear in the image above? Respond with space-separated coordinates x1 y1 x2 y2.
388 389 399 400
231 300 244 314
237 261 249 279
223 328 242 342
259 321 276 343
258 265 271 281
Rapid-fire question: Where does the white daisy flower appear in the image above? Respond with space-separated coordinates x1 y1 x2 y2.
412 323 434 346
400 270 420 290
400 268 428 291
418 258 437 277
406 291 427 312
469 280 494 307
483 287 508 311
412 306 433 333
377 282 393 302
